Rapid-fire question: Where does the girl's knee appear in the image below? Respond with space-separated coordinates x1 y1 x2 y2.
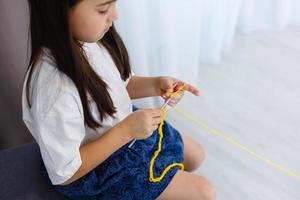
186 143 206 172
195 143 205 167
193 176 216 200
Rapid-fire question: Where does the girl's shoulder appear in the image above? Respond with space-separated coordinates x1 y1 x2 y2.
25 48 81 117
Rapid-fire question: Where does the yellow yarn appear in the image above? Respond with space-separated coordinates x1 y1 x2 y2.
149 84 186 183
149 82 300 182
172 106 300 181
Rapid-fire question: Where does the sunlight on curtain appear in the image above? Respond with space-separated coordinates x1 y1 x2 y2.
115 0 300 86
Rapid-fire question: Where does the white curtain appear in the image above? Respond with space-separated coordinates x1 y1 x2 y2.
115 0 300 86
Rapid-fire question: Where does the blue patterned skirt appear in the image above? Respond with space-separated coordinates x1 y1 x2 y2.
48 106 184 200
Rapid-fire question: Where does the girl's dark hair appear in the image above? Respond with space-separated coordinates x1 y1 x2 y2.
26 0 132 129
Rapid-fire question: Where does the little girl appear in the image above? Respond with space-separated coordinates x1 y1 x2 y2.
22 0 215 199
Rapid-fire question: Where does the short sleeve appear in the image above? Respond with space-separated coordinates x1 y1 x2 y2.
124 70 135 86
34 89 85 185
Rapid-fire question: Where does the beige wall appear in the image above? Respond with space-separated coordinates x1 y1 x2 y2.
0 1 33 149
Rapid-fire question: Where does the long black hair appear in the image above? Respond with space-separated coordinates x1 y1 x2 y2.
26 0 132 129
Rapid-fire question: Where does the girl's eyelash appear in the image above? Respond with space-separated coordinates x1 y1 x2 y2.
98 10 109 15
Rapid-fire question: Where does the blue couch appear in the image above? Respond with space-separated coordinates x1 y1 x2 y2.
0 142 69 200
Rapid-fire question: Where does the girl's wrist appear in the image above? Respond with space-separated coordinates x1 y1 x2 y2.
154 76 162 96
116 119 134 142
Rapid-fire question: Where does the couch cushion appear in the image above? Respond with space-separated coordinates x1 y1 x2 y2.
0 142 69 200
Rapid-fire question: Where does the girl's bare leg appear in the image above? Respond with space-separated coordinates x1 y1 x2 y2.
156 170 216 200
181 132 205 172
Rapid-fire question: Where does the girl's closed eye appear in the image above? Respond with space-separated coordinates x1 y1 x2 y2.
97 5 110 15
97 1 116 15
98 9 109 15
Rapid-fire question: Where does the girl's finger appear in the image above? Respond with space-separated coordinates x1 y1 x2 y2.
169 97 180 102
171 91 184 100
172 90 184 98
152 118 162 126
164 80 181 96
172 81 199 96
183 83 200 96
152 125 159 132
151 108 163 118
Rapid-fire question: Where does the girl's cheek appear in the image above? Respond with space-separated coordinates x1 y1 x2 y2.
85 18 106 41
94 17 107 32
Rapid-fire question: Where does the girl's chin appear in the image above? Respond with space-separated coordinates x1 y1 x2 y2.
98 33 105 40
99 30 108 39
87 30 108 41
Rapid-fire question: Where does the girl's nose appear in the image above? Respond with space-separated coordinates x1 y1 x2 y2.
108 4 119 22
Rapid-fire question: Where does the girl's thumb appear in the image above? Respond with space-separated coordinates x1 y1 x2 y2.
165 82 178 96
164 89 173 98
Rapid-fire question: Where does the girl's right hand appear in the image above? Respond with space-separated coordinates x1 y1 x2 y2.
121 108 163 141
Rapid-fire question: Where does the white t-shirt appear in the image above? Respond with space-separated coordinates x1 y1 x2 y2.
22 42 134 185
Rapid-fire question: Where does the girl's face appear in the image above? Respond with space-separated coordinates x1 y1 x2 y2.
69 0 118 43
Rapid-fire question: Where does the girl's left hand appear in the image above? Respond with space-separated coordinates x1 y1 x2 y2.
157 76 201 107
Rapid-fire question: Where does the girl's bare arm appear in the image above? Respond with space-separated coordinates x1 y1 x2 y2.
61 122 131 185
126 76 160 99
